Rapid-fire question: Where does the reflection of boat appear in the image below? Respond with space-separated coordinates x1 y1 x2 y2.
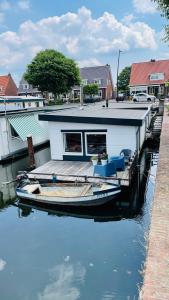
17 198 135 222
16 181 121 207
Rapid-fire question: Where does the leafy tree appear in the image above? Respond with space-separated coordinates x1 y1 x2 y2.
25 49 80 97
118 66 131 92
153 0 169 40
83 83 99 98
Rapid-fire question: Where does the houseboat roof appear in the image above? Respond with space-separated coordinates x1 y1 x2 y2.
39 105 150 126
0 96 44 103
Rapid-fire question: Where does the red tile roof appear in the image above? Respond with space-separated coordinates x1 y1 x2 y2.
130 59 169 86
0 75 10 96
0 74 17 96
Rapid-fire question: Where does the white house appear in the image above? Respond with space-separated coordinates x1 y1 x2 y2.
38 104 151 161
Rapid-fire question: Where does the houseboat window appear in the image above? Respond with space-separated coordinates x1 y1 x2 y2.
85 133 106 155
64 133 82 153
10 125 19 138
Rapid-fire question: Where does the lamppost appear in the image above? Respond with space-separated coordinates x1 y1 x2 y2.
116 49 122 101
80 83 84 106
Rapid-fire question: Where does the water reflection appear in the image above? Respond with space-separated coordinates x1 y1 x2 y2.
0 147 51 205
0 147 158 300
0 259 7 271
38 263 86 300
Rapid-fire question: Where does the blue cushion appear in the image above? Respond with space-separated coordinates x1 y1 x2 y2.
109 156 125 171
93 161 116 177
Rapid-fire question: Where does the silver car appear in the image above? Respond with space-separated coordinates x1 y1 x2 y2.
132 92 156 102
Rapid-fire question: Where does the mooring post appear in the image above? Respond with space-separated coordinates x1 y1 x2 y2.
159 98 164 116
27 135 36 169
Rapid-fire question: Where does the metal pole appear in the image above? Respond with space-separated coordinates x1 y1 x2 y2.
80 84 83 106
116 49 122 101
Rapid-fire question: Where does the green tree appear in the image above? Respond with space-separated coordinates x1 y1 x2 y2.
25 49 80 98
118 66 131 92
153 0 169 40
83 83 99 98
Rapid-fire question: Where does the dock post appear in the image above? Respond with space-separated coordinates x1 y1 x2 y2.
159 98 164 116
27 135 36 169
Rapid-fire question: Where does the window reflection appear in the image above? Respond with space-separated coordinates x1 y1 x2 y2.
64 133 82 153
86 134 106 155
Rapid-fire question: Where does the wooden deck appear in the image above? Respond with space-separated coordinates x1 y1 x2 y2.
28 160 130 186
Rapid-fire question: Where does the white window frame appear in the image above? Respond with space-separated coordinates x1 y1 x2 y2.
150 73 164 81
63 132 83 156
85 132 107 156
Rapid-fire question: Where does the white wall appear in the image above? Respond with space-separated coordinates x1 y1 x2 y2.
0 101 44 109
48 122 137 160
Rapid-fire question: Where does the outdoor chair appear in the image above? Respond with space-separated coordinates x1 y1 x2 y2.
93 161 116 177
109 155 125 171
120 149 132 163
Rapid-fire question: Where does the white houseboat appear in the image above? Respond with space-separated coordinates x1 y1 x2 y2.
25 103 152 185
0 108 48 163
0 96 44 110
16 103 153 206
38 104 151 161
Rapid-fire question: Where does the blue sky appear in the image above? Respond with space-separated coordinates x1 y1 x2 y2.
0 0 168 85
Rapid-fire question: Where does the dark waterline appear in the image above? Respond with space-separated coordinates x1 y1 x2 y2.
0 147 157 300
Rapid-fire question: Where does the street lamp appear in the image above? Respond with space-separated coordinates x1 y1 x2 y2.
116 49 122 101
80 83 84 106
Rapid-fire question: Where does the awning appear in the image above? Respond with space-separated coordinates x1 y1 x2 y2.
8 114 46 141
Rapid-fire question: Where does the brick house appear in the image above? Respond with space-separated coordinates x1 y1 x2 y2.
129 59 169 97
73 65 114 100
0 74 18 96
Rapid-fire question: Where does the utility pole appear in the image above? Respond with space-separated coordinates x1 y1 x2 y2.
80 83 83 106
116 49 122 101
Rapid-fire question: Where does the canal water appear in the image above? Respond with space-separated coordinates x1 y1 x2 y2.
0 147 157 300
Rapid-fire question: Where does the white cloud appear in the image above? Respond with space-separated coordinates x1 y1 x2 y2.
78 58 103 68
0 7 157 77
0 259 6 271
38 263 86 300
18 0 30 10
122 14 135 24
133 0 157 14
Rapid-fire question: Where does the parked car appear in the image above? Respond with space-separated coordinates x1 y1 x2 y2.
132 93 156 102
116 93 125 102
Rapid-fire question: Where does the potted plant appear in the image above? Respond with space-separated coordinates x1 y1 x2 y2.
101 153 108 165
91 155 98 166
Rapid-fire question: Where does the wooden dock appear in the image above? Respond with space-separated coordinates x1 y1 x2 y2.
28 160 132 186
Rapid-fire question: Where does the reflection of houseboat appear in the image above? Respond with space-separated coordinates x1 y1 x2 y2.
27 103 152 188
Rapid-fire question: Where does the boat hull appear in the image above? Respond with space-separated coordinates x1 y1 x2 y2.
16 187 121 207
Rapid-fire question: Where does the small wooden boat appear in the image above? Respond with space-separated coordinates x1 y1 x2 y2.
16 181 121 207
